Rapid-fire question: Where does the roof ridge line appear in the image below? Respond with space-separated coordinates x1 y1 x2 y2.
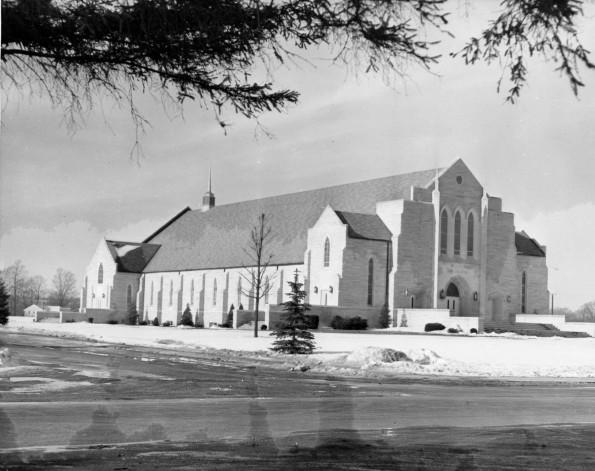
195 167 443 211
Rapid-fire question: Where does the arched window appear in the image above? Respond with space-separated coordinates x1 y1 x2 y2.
126 284 132 308
367 258 374 306
264 276 270 305
237 277 242 305
454 211 461 256
521 271 527 313
324 238 330 267
150 282 154 305
169 280 173 306
98 263 103 284
467 213 475 257
213 279 217 305
446 282 460 297
190 279 195 305
440 209 448 255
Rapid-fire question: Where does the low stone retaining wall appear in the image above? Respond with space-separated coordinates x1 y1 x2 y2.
394 308 479 333
268 305 385 329
34 311 60 322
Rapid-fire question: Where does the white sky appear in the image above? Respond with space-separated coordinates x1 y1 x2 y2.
1 1 594 309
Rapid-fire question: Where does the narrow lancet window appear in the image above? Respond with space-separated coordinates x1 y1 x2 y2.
467 213 475 257
440 210 448 255
454 212 461 255
324 238 330 267
521 271 527 314
98 263 104 284
367 258 374 306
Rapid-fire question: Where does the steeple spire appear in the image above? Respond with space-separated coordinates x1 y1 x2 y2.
202 162 215 212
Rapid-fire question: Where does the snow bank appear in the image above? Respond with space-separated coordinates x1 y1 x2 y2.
5 317 595 379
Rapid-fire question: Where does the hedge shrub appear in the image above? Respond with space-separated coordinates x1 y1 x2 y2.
152 317 160 326
424 322 445 332
304 314 319 330
330 315 368 330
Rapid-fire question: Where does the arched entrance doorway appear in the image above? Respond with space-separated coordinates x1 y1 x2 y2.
446 282 460 316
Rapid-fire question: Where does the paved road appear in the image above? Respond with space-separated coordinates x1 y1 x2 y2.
1 332 595 470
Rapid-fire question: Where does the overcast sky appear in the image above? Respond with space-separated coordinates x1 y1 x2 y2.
1 1 594 309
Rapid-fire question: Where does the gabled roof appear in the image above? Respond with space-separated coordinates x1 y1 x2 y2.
24 304 43 311
335 211 392 241
143 168 440 272
515 231 546 257
106 240 161 273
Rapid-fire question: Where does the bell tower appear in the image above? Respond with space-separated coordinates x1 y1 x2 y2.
201 166 215 212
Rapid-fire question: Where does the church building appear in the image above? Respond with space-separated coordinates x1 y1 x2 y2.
80 159 549 329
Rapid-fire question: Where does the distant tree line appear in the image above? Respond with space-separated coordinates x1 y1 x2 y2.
0 260 79 316
554 301 595 323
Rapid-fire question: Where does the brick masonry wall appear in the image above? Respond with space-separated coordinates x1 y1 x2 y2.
392 200 435 309
517 255 549 314
486 210 520 320
339 238 389 308
141 264 302 326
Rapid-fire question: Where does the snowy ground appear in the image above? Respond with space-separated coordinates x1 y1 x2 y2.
4 317 595 379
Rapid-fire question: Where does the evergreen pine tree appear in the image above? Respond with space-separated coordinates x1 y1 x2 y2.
126 303 138 325
270 270 315 354
0 280 10 326
180 304 194 326
378 304 390 329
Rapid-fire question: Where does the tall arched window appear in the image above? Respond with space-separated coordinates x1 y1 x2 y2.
521 271 527 314
440 209 448 255
98 263 104 284
213 279 217 305
150 281 154 305
264 276 270 305
190 279 195 305
454 211 461 255
367 258 374 306
127 284 132 308
169 280 173 306
467 213 475 257
237 277 242 306
324 238 330 267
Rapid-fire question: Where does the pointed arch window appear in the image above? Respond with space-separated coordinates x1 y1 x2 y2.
440 210 448 255
467 213 475 257
237 277 242 306
98 264 104 284
127 284 132 308
190 279 195 305
264 276 270 305
324 238 330 267
454 211 462 256
367 258 374 306
150 281 154 305
213 279 217 305
169 280 174 306
521 271 527 314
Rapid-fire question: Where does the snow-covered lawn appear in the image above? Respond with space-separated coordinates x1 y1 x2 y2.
4 317 595 379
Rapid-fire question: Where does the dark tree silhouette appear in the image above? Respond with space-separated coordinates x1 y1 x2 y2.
2 0 592 138
0 280 10 325
270 270 315 354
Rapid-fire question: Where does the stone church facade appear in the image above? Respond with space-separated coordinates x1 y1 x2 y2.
80 159 549 328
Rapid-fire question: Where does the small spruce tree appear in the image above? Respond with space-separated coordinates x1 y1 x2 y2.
126 303 138 325
270 270 315 354
378 304 390 329
180 304 194 326
400 310 408 328
0 280 10 326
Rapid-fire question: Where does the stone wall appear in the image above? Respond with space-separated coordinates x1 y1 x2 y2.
516 255 549 314
339 238 389 308
393 308 479 333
